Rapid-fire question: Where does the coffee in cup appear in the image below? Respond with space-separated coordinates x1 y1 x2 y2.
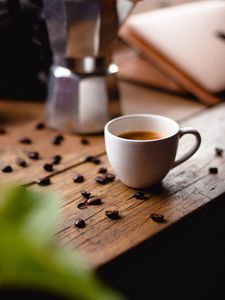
118 131 164 140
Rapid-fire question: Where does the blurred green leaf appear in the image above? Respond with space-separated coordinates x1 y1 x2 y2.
0 186 123 300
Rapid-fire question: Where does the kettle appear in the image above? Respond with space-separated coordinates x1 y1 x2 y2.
43 0 141 134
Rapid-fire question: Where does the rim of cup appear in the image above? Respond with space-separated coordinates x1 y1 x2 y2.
105 114 180 143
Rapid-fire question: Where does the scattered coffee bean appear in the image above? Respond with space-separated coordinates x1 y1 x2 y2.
84 155 101 164
52 134 64 145
130 191 149 200
27 151 39 160
2 165 13 173
15 157 27 167
84 155 95 162
215 147 223 157
133 191 145 199
105 173 116 182
74 218 86 228
95 173 116 185
98 167 107 174
37 177 51 186
81 138 89 145
19 137 32 144
209 167 218 174
105 210 120 220
77 202 88 209
81 191 92 199
35 122 45 130
92 157 101 165
150 213 165 223
73 174 85 183
52 155 62 165
43 163 54 172
87 197 103 206
0 128 6 134
95 175 108 185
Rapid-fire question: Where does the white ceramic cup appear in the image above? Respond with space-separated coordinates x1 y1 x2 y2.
104 114 201 188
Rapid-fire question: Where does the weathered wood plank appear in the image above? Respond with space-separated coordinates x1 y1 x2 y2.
30 102 225 268
0 100 43 126
0 121 104 185
0 96 104 185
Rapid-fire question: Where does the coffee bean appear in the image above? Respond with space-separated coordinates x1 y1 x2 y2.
74 218 86 228
35 122 45 130
84 155 101 164
73 174 85 183
19 137 32 144
15 157 27 167
87 197 103 205
209 167 218 174
105 173 116 182
95 173 115 185
95 175 108 185
2 165 13 173
98 167 107 174
37 177 51 186
43 163 53 172
150 213 165 223
0 128 6 134
130 191 148 200
105 210 120 220
27 151 39 160
81 138 89 145
81 191 92 199
215 147 223 157
133 191 145 199
77 202 88 209
92 157 101 165
52 134 64 145
52 155 62 165
84 155 95 162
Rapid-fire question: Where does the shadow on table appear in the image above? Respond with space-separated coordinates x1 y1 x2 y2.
98 194 225 300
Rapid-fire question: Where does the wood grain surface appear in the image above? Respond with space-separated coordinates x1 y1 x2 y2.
1 87 223 269
45 102 225 267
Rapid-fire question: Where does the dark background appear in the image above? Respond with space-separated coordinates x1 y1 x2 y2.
0 0 51 100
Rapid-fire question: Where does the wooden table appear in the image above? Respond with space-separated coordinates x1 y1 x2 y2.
1 81 225 298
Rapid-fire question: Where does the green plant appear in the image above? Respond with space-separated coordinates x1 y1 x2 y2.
0 186 123 300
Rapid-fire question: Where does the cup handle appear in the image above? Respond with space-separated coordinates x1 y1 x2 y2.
173 127 201 168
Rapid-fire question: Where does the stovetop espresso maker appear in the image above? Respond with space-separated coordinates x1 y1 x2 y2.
43 0 141 134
